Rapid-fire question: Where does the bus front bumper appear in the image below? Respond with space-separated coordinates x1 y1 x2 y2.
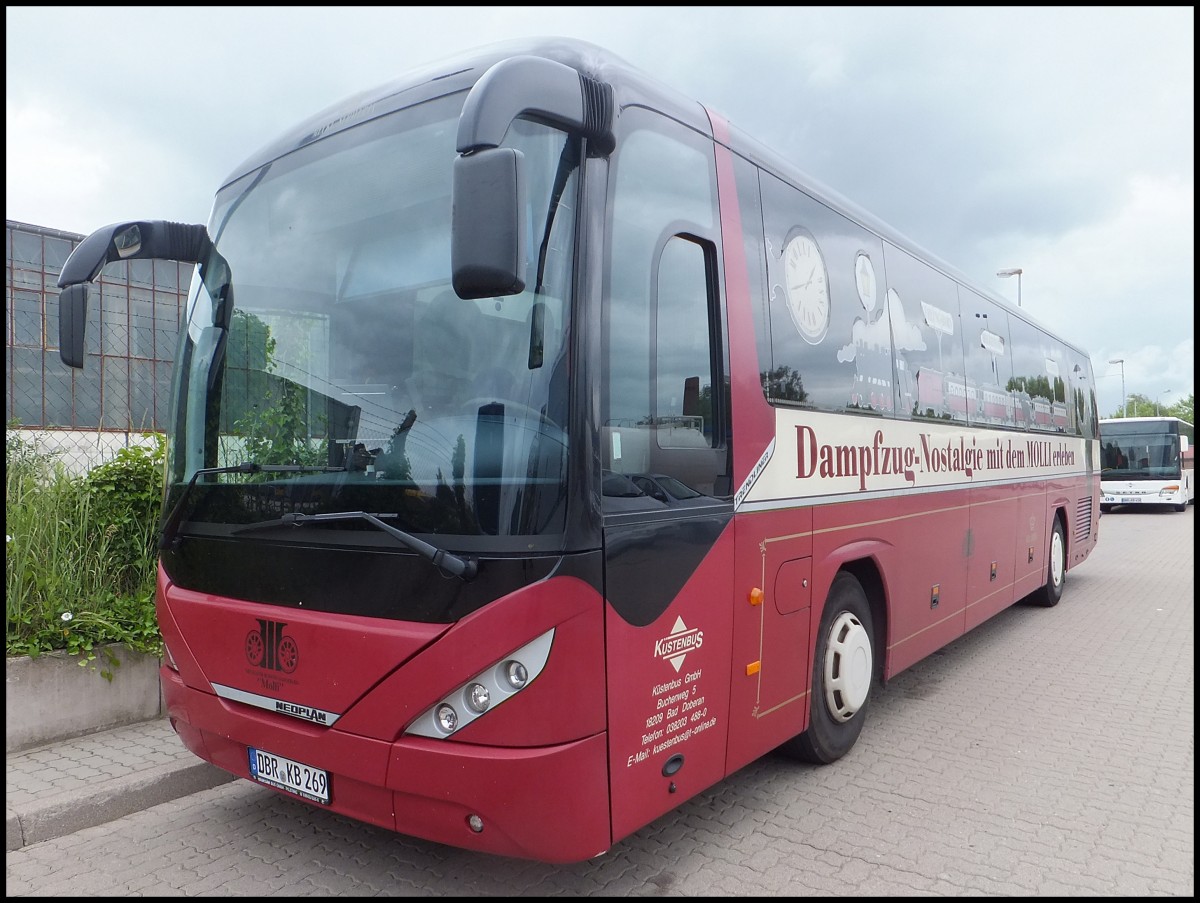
162 667 612 863
1103 489 1185 506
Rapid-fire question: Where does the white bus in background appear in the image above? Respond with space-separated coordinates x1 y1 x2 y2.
1099 416 1195 513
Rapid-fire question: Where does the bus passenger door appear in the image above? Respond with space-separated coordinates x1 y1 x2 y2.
598 109 737 845
602 507 734 846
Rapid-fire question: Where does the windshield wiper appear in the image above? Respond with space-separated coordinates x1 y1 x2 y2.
158 462 345 552
233 511 478 581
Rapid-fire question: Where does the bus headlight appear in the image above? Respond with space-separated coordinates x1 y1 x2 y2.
504 660 528 689
436 704 459 734
406 629 554 738
465 683 491 714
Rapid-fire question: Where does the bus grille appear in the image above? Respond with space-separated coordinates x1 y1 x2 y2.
1075 496 1094 541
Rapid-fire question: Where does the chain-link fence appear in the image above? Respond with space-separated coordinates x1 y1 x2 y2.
6 426 162 477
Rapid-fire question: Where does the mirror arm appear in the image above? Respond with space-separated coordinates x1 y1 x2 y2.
56 221 211 369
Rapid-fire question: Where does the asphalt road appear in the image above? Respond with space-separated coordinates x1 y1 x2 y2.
6 505 1194 896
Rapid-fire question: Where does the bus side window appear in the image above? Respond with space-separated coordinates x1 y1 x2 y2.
758 172 893 416
655 235 714 449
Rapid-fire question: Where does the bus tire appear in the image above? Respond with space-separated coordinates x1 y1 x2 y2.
1033 517 1066 608
782 572 874 765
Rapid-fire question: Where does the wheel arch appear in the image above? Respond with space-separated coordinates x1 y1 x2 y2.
834 556 888 686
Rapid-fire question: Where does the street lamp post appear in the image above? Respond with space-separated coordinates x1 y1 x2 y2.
997 267 1023 307
1156 389 1172 416
1108 358 1127 417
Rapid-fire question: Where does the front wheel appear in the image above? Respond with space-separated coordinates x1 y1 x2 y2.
1032 517 1066 607
780 572 875 764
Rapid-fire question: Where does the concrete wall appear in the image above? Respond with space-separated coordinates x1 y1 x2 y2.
5 645 163 753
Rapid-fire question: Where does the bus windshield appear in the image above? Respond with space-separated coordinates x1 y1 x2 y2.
1100 419 1188 480
166 89 579 544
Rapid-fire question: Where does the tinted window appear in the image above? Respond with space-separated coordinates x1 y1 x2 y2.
603 107 729 504
958 288 1016 429
1008 316 1068 433
759 170 892 414
882 242 965 423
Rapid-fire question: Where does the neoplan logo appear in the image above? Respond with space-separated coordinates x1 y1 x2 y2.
246 619 299 673
275 701 328 724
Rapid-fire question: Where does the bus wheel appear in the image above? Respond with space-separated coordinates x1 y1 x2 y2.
781 572 874 764
1033 517 1066 607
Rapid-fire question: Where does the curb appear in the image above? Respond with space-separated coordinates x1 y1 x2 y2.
6 758 235 851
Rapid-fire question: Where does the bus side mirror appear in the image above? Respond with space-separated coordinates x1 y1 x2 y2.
59 283 89 369
451 147 527 300
1182 436 1190 453
55 220 212 369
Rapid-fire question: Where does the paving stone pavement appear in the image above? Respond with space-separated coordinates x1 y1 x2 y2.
5 507 1193 895
5 718 234 852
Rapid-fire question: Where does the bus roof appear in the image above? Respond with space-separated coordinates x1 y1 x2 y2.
221 37 708 189
219 35 1090 358
1100 416 1193 425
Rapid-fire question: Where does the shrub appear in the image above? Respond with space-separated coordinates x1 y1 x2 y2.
82 437 166 598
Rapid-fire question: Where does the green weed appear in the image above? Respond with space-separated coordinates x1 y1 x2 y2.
5 427 164 664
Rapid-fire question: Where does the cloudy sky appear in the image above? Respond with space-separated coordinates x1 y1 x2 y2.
6 6 1193 417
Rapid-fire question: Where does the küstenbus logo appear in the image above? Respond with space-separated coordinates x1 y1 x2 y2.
654 616 703 672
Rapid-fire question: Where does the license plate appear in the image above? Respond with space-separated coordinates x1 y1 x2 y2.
1120 497 1139 504
248 747 330 804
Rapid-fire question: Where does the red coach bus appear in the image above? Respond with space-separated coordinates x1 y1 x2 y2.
55 38 1101 863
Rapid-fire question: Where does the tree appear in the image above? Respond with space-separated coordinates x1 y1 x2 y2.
1104 392 1194 423
761 366 808 403
227 308 328 467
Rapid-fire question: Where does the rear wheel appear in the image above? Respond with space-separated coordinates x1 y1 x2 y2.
781 572 874 764
1032 517 1066 607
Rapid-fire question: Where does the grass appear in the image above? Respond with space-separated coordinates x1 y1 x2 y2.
5 428 164 668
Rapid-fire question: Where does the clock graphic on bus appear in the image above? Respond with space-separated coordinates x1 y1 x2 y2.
782 229 830 344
